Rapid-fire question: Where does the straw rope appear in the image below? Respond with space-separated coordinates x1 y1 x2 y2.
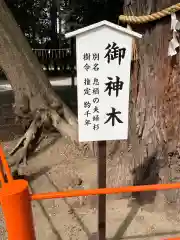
119 3 180 24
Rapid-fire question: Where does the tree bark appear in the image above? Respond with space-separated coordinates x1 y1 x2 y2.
0 0 80 168
123 0 180 205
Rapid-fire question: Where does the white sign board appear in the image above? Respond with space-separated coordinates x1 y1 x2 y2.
65 21 142 142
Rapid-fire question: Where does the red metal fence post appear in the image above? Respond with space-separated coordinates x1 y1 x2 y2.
0 179 36 240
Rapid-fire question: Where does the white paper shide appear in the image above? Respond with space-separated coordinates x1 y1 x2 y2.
168 13 180 56
65 21 142 142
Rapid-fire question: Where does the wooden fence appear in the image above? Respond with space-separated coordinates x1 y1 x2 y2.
0 48 76 78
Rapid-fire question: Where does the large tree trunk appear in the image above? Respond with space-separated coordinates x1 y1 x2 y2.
123 0 180 205
0 0 80 169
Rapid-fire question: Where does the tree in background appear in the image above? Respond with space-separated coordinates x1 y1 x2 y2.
5 0 39 46
0 0 79 169
5 0 61 48
5 0 124 49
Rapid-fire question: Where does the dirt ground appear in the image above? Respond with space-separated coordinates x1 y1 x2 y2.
0 134 180 240
0 85 180 240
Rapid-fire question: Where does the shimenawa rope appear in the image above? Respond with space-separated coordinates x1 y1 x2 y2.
119 3 180 24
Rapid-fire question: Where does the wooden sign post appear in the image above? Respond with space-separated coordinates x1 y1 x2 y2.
97 140 106 240
65 20 142 240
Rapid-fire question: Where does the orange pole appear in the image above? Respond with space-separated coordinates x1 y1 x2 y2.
0 179 36 240
31 182 180 200
0 161 5 185
0 146 13 182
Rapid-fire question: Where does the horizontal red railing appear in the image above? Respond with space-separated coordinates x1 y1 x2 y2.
30 182 180 200
165 238 180 240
